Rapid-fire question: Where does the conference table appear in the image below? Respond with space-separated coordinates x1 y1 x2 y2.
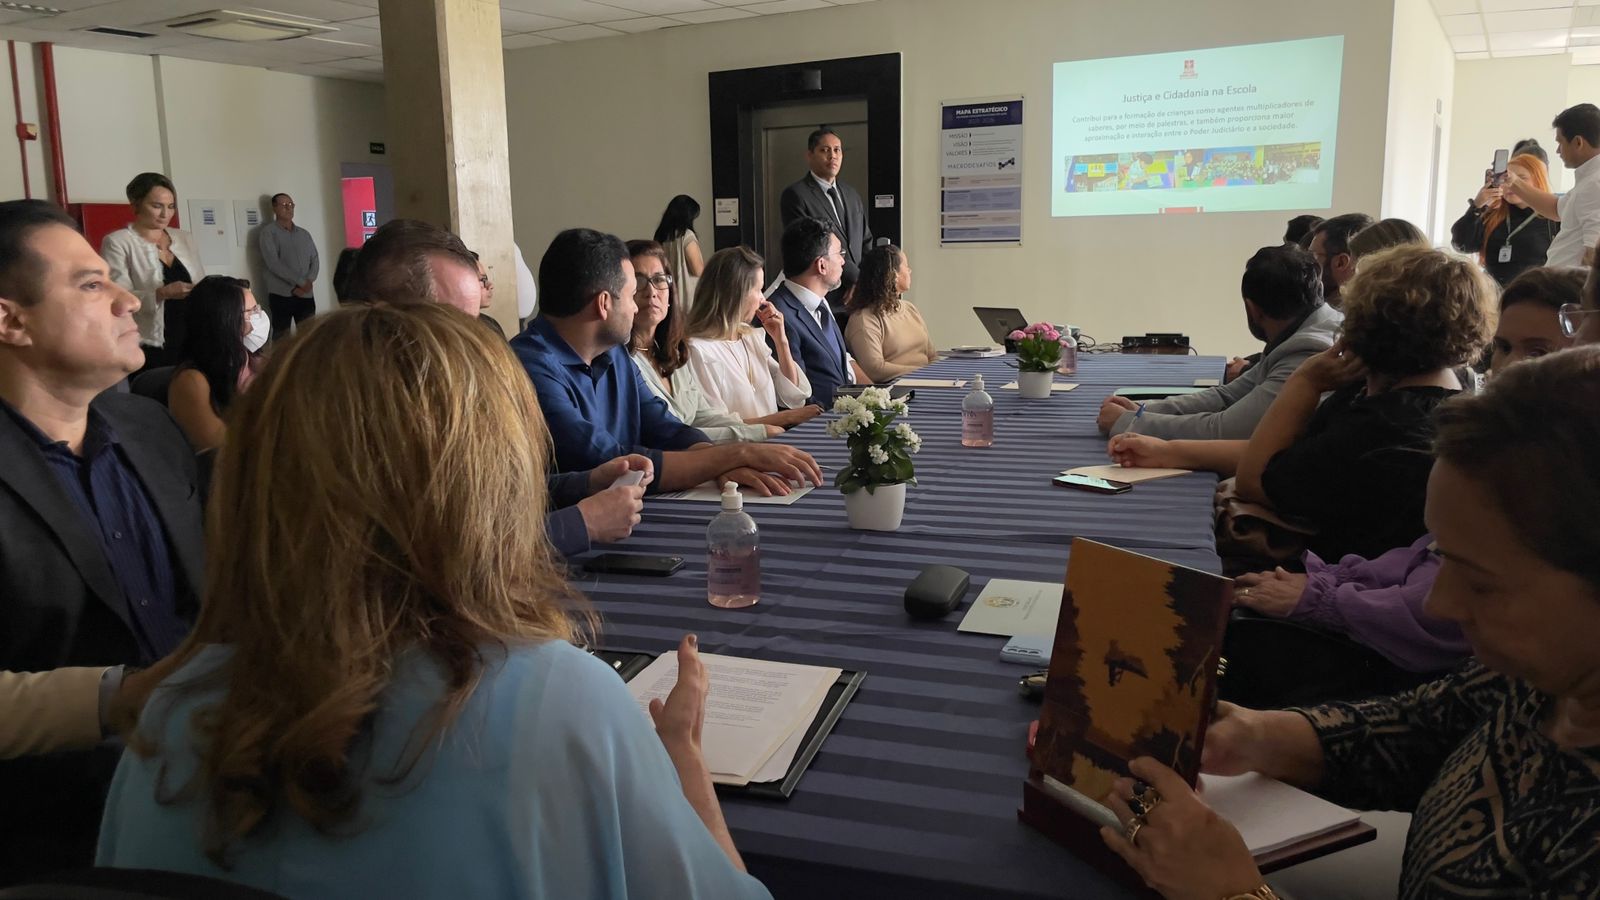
574 351 1227 899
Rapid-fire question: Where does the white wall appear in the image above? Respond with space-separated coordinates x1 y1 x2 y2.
504 0 1398 356
0 46 385 313
0 42 49 202
1382 0 1455 241
1443 54 1570 248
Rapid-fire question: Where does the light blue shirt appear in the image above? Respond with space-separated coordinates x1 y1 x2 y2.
97 641 771 900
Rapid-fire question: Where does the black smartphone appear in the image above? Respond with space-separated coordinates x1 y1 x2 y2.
582 553 685 577
1491 148 1510 185
1053 473 1132 494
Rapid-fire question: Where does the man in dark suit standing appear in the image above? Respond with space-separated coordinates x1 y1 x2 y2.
0 200 204 883
779 127 873 307
768 216 869 406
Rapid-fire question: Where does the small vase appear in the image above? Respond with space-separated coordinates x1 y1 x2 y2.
1018 370 1054 399
844 482 906 531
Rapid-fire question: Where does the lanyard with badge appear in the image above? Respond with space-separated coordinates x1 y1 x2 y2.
1499 212 1539 263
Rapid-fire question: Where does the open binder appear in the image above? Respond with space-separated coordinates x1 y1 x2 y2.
590 648 864 800
1017 540 1374 892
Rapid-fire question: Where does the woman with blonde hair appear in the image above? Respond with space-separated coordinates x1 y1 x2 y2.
684 246 814 421
1347 217 1427 262
1450 151 1558 285
97 304 770 899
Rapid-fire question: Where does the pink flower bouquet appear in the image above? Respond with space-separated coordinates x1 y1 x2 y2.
1007 322 1073 373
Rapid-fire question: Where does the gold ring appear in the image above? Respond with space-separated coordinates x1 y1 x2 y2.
1125 816 1146 845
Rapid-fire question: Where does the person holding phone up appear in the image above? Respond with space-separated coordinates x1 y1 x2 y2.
1450 149 1558 287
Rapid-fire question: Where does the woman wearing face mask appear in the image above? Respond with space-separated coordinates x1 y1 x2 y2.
1450 151 1559 287
167 276 269 451
101 173 207 371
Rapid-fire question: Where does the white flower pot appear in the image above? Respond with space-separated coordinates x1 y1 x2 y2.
1018 370 1054 399
845 482 906 531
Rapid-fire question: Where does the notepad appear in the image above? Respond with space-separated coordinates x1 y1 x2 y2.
1200 773 1363 856
654 484 815 505
895 378 967 388
1001 381 1079 392
1060 464 1191 484
626 653 842 786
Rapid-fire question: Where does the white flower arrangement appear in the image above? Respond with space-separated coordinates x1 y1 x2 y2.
825 389 920 495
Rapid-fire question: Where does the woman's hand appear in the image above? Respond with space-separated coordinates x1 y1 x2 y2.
755 299 786 341
649 634 710 760
1099 757 1264 900
1232 567 1308 618
1199 703 1267 777
1291 340 1367 395
157 282 193 302
1473 183 1503 209
1108 433 1177 469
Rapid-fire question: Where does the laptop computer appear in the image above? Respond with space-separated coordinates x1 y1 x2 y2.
973 307 1030 344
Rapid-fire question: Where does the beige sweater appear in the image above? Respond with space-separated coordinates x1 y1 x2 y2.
845 300 938 382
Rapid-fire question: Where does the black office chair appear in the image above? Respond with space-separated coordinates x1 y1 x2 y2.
128 367 176 406
0 868 286 900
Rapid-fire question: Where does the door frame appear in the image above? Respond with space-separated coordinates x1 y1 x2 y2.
708 53 902 253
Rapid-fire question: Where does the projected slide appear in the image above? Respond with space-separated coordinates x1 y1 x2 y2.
1051 36 1344 217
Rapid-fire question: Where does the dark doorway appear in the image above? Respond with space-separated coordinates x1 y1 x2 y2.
708 54 902 266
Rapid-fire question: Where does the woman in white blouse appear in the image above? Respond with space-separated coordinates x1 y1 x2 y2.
100 172 205 371
683 247 818 423
628 240 803 442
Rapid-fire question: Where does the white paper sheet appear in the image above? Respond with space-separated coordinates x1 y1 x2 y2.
1061 464 1191 484
1001 381 1079 392
895 378 968 388
957 579 1064 637
653 484 815 505
1199 773 1362 855
626 653 840 782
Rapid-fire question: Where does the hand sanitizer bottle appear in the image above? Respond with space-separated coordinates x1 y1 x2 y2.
962 374 994 448
707 482 760 608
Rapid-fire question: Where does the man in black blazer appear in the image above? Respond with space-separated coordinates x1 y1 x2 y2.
779 127 873 306
0 201 204 882
768 216 869 407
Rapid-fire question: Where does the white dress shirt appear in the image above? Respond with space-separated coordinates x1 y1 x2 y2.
685 328 812 420
784 278 858 384
1545 154 1600 268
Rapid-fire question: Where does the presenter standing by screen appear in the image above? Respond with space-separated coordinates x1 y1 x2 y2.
780 127 872 309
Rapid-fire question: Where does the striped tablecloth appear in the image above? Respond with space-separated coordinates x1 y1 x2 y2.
574 351 1225 899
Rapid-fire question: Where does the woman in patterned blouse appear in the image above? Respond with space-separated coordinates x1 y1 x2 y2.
1094 345 1600 900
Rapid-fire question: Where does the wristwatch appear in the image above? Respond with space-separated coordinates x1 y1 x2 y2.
1223 888 1279 900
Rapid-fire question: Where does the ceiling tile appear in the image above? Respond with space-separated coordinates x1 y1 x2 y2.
242 1 379 22
1492 46 1567 55
534 22 624 40
1433 0 1481 13
1571 31 1600 42
502 31 558 48
1489 26 1572 49
600 0 726 13
605 16 680 32
668 7 757 22
319 55 382 72
498 10 578 31
1440 12 1484 34
1452 33 1490 50
1573 45 1600 62
1457 50 1493 58
736 0 833 13
1479 0 1574 11
500 0 637 22
1574 5 1600 24
1483 7 1572 31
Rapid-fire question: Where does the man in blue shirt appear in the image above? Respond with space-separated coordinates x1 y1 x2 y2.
0 200 206 880
347 218 650 555
513 229 821 495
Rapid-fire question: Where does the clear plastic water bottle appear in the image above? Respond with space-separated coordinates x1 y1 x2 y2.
707 482 760 608
962 373 994 448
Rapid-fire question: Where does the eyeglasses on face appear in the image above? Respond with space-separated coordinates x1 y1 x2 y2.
635 273 674 291
1558 302 1599 338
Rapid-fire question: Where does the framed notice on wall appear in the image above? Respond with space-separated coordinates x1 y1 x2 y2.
940 97 1024 246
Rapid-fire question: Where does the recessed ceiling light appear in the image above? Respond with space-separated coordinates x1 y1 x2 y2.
0 2 64 13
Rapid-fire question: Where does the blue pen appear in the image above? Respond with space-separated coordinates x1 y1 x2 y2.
1134 403 1146 420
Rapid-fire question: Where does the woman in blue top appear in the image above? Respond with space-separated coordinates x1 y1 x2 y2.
97 303 770 900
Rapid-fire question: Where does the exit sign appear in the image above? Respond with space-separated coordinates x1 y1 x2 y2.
369 142 386 155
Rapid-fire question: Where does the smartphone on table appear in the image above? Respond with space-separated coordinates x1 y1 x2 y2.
1052 473 1132 494
582 553 685 577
